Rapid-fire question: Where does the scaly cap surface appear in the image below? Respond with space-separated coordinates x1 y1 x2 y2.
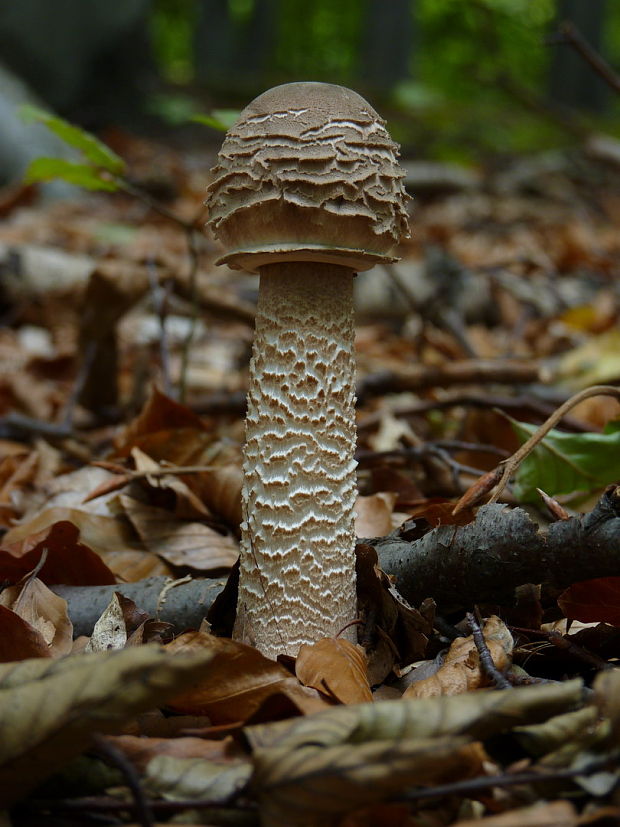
206 81 410 272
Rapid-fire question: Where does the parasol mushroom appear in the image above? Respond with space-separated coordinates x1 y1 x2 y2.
206 81 409 658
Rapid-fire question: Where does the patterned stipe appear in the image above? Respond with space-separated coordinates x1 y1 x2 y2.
233 265 358 658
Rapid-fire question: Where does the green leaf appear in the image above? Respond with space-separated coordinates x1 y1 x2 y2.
20 105 125 174
192 109 239 131
24 158 120 192
509 417 620 503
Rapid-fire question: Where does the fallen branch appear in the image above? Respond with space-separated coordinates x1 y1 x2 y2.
53 486 620 634
357 360 542 404
377 485 620 609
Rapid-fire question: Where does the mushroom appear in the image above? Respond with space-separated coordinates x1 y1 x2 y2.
206 82 409 658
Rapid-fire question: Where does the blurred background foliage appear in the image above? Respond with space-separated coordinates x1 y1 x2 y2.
146 0 620 160
1 0 619 165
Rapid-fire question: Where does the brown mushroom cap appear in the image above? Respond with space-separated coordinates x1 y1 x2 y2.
206 81 410 272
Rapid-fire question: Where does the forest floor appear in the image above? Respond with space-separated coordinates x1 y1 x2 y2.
1 129 620 826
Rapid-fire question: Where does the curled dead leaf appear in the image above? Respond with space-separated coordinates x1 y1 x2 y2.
296 638 372 704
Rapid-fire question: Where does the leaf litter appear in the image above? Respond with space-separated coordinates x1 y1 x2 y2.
0 125 619 825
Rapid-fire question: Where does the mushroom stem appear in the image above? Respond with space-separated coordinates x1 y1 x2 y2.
234 262 358 657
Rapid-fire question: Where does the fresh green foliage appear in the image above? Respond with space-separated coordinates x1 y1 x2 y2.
192 110 240 131
20 105 125 174
509 418 620 503
24 158 120 192
150 0 197 84
20 106 124 192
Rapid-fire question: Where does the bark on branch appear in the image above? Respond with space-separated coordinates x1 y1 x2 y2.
53 486 620 635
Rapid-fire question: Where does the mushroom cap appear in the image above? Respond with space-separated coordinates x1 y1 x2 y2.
206 81 410 273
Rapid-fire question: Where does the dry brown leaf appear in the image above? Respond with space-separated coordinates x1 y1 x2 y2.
2 509 169 582
254 736 484 827
356 543 431 686
143 753 252 802
193 462 243 529
593 669 620 742
85 592 129 652
0 605 51 661
454 800 577 827
0 644 216 806
296 638 372 704
0 576 72 657
121 496 238 572
86 592 151 652
117 389 244 529
404 616 513 699
130 446 210 518
0 520 117 585
245 680 584 755
115 385 211 457
166 631 329 723
0 450 38 526
106 733 244 772
354 492 397 538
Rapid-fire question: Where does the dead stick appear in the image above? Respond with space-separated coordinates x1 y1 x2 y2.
552 21 620 96
487 385 620 504
52 486 620 633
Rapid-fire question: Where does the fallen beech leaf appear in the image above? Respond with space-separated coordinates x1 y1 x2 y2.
115 385 210 456
355 543 432 686
513 706 599 759
86 593 128 652
408 498 476 527
166 631 328 723
0 520 116 585
0 450 38 526
114 388 244 529
404 615 513 699
593 669 620 741
144 754 252 802
86 592 152 652
194 462 243 529
558 577 620 625
106 733 243 771
0 576 72 657
130 446 210 518
454 800 578 827
355 492 396 538
0 644 216 805
0 605 51 661
1 510 169 582
254 736 483 826
82 472 134 503
121 497 238 571
245 680 584 753
296 638 372 704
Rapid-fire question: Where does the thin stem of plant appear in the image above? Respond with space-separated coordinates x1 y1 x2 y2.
487 385 620 504
551 21 620 96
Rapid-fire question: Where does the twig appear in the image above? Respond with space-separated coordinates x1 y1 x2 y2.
356 360 542 404
178 219 203 403
401 750 620 801
60 340 98 430
467 611 512 690
550 21 620 96
25 796 256 821
357 391 590 434
510 626 611 673
147 258 174 398
92 733 155 827
484 385 620 505
116 178 199 232
0 412 74 441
